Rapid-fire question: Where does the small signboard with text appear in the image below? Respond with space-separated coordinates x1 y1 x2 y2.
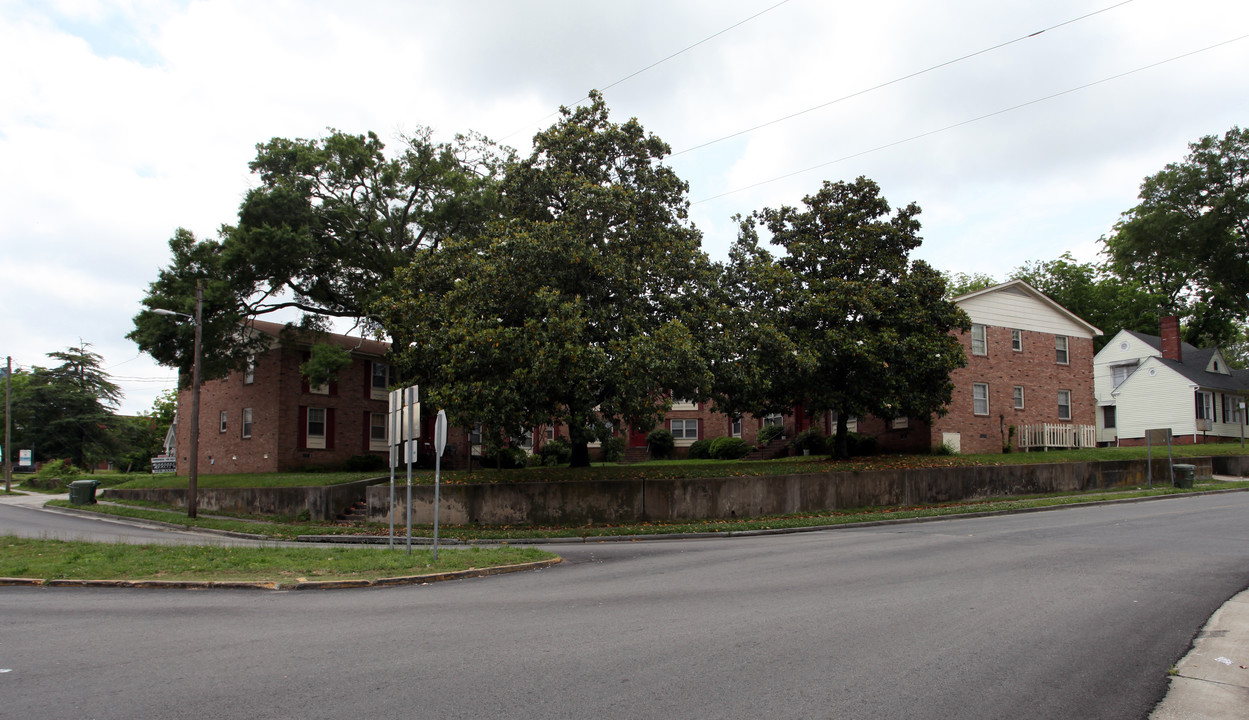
151 455 177 474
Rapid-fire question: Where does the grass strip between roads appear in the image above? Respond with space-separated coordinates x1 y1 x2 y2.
48 479 1249 541
0 537 556 587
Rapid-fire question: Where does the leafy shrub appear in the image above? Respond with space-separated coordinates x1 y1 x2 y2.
756 424 785 446
36 459 81 481
646 428 675 459
343 454 387 472
540 438 572 466
825 432 878 457
790 427 827 455
687 438 714 460
481 445 529 470
931 442 956 456
709 436 751 460
602 436 626 463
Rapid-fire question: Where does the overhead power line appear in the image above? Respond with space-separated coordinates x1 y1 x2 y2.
691 33 1249 205
498 0 795 143
673 0 1136 156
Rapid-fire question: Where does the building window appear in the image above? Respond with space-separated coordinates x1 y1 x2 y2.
762 413 784 428
1223 395 1244 425
670 398 698 411
242 408 252 439
545 425 555 441
973 383 989 416
829 411 858 433
732 417 742 438
1057 390 1072 421
310 382 329 395
244 356 255 384
1111 362 1137 388
670 419 698 440
1195 391 1213 421
307 408 327 449
1013 386 1024 409
1011 329 1022 352
219 411 227 433
1055 336 1069 365
891 417 909 430
369 412 387 451
1103 406 1116 429
371 362 390 400
971 324 987 356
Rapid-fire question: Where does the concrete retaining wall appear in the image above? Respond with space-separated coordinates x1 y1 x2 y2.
101 476 385 521
368 457 1215 526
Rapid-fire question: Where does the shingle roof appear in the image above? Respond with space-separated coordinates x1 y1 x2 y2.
1126 330 1246 393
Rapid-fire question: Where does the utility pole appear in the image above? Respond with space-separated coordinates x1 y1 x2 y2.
4 356 11 493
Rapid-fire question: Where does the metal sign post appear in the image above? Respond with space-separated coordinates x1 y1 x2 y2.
433 409 447 561
1145 428 1173 488
387 386 419 553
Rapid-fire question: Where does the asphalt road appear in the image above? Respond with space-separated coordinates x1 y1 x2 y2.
3 493 1248 719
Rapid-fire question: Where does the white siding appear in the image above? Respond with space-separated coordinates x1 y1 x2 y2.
957 286 1096 339
1093 330 1158 404
1114 359 1197 440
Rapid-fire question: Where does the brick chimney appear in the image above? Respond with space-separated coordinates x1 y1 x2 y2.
1160 315 1182 362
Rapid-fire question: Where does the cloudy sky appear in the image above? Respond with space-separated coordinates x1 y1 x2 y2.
2 0 1247 415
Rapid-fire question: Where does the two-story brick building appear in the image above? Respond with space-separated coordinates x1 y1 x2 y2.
844 281 1101 455
170 320 470 475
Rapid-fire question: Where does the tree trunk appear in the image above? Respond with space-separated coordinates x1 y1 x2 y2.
832 413 850 459
569 440 591 468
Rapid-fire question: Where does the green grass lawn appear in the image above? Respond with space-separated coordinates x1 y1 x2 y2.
0 536 555 584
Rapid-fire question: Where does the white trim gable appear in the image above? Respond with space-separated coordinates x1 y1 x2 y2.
1205 350 1231 375
953 280 1101 339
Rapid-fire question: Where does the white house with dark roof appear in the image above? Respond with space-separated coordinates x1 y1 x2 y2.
1094 316 1249 445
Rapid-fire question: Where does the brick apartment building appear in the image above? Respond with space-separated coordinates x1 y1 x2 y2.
171 320 470 474
836 281 1101 455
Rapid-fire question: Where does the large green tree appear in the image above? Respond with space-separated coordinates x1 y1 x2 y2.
733 177 969 458
376 93 715 467
4 345 122 468
1103 126 1249 348
130 128 506 381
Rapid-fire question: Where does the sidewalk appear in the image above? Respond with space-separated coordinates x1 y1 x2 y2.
1150 588 1249 719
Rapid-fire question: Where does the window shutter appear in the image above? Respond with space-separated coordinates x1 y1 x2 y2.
298 406 308 449
363 410 371 451
300 352 310 393
326 408 336 450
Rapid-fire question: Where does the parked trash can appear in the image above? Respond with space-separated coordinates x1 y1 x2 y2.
1171 464 1196 489
68 479 100 505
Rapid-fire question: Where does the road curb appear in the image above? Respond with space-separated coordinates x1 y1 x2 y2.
0 558 562 591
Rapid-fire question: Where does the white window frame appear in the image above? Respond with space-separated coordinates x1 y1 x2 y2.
1103 405 1116 429
732 417 742 438
670 419 698 445
1195 391 1213 421
891 417 909 430
670 399 698 411
1013 386 1024 410
1011 329 1022 352
1111 362 1137 388
973 383 989 416
242 408 253 439
243 356 255 385
971 324 987 356
1055 336 1069 365
219 410 228 433
1057 390 1072 421
1222 394 1244 425
369 412 387 451
762 413 784 428
306 407 327 449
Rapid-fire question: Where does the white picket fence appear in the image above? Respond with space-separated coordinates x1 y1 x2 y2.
1017 423 1097 451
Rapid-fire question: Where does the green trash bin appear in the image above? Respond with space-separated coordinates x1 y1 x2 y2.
68 479 100 505
1171 464 1195 489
